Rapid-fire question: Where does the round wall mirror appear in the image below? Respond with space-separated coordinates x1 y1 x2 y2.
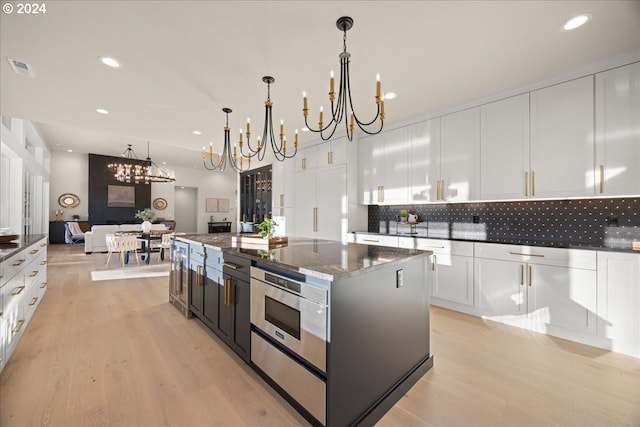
58 193 80 208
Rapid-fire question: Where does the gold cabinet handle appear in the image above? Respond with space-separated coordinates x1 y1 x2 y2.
11 286 26 296
440 180 445 200
196 265 203 287
40 260 47 266
29 270 38 277
224 278 233 306
40 282 47 289
599 164 604 194
529 265 533 287
509 252 544 258
12 319 26 334
432 254 437 271
380 186 384 203
524 172 529 197
302 158 306 169
280 194 284 206
313 207 318 232
328 151 333 164
40 243 47 247
531 171 536 196
12 259 25 267
222 262 240 270
30 249 39 255
29 297 38 306
520 265 525 285
280 207 284 216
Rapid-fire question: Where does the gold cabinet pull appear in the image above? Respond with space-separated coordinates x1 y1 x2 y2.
223 262 240 270
280 194 284 206
302 158 306 169
11 286 25 296
40 282 47 289
520 265 525 285
531 171 536 196
380 186 384 203
432 254 437 271
440 180 445 200
279 207 284 216
30 249 39 255
196 265 203 287
529 265 533 287
12 259 25 267
40 260 47 266
224 278 233 306
524 172 529 197
29 297 38 306
599 164 604 194
29 270 38 277
509 252 544 258
313 207 318 232
12 319 26 334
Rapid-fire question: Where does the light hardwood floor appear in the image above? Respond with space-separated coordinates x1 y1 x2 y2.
1 244 639 427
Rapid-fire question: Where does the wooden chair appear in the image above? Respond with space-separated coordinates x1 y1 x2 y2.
105 234 140 268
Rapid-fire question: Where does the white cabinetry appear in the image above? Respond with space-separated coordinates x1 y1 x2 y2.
353 233 399 248
399 237 474 308
0 237 47 373
439 108 480 202
409 118 440 202
530 76 595 198
294 145 317 172
358 127 409 204
597 251 640 358
480 94 530 200
595 62 640 196
474 243 597 337
271 159 295 236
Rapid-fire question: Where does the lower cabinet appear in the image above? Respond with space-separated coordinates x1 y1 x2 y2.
597 251 640 358
474 243 597 337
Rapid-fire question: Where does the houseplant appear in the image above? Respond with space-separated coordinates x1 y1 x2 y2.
135 208 155 233
256 217 277 239
399 209 408 222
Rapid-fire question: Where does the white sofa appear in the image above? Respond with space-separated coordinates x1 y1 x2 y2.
84 224 167 253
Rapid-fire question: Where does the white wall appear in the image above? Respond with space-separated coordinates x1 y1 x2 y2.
50 151 238 233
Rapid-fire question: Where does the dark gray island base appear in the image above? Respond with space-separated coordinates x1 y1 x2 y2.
172 234 434 426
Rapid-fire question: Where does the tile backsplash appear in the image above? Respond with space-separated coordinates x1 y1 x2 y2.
368 197 640 249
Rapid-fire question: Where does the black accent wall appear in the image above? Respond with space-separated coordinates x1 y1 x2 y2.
88 154 151 225
369 197 640 248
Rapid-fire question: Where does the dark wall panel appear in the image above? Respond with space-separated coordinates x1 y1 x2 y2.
88 154 151 225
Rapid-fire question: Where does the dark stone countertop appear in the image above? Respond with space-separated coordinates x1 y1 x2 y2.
0 234 48 263
175 233 430 282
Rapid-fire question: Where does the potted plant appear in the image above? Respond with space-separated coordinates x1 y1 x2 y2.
135 208 155 233
72 214 80 221
256 217 277 239
399 209 408 222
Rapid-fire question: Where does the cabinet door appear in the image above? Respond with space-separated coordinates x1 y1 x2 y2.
272 159 294 208
293 170 318 238
317 166 347 242
528 264 597 336
294 146 317 172
474 258 525 317
217 275 232 341
595 62 640 196
358 134 383 204
189 262 204 317
229 277 251 363
432 253 474 306
441 108 480 201
597 252 640 358
382 126 409 204
317 137 347 166
409 118 440 202
203 266 222 329
480 94 530 200
530 76 595 198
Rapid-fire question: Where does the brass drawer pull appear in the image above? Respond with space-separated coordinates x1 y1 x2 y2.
529 265 533 287
29 270 38 277
29 297 38 306
509 252 544 258
531 171 536 196
12 286 26 296
12 319 25 334
40 260 47 266
520 265 525 285
222 262 240 270
196 265 203 287
40 282 47 289
12 259 25 267
524 172 529 197
599 164 604 194
30 249 39 255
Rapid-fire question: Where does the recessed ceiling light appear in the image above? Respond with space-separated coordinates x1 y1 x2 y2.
384 92 397 100
96 108 109 115
192 130 202 135
562 13 592 31
98 56 121 68
67 149 73 153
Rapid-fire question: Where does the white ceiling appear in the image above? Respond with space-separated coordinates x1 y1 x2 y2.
1 1 639 170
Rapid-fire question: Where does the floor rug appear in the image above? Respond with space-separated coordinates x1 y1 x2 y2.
91 263 170 281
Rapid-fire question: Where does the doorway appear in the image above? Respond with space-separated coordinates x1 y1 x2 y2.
174 186 198 233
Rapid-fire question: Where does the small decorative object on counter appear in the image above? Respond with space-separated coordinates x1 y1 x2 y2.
257 217 277 239
135 208 155 233
399 209 408 222
72 214 80 221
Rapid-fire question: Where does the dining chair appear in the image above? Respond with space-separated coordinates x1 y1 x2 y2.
154 232 174 262
105 234 140 268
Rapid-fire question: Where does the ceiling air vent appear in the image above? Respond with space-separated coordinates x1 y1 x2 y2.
6 57 35 78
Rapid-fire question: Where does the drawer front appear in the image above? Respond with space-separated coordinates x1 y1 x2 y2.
189 244 205 264
399 237 474 257
354 234 399 248
474 242 596 270
205 246 223 268
221 253 251 279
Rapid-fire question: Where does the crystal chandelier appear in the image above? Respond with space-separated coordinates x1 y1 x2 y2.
108 143 175 184
302 16 384 141
239 76 298 162
203 108 251 172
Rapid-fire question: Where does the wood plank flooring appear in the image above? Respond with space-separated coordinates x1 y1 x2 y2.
1 244 639 426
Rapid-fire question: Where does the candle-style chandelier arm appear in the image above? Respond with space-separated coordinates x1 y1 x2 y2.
302 16 385 142
202 108 252 173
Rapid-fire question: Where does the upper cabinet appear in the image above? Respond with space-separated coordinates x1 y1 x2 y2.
409 118 440 203
480 94 530 200
440 108 480 202
595 62 640 196
530 76 595 198
358 127 409 204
